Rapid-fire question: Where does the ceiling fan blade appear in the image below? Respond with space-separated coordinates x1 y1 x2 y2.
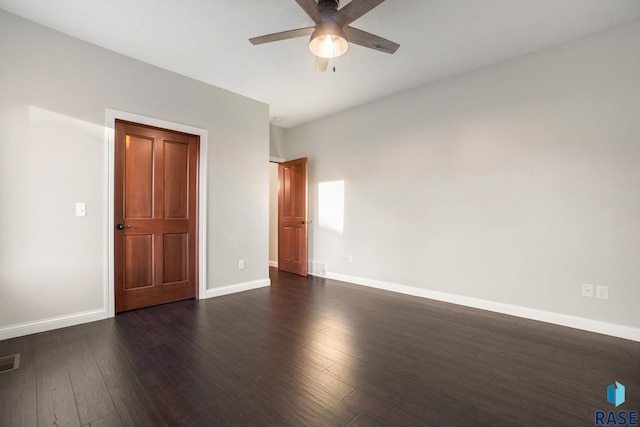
337 0 386 26
249 27 315 45
315 57 329 72
294 0 322 23
344 26 399 54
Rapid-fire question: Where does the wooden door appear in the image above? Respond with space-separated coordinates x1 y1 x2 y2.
278 158 308 276
114 120 199 312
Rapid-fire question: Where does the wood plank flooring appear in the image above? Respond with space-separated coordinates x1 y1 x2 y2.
1 268 638 426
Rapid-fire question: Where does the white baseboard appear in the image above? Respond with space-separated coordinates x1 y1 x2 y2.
5 274 634 342
204 278 271 299
269 260 278 268
0 309 108 341
323 272 640 342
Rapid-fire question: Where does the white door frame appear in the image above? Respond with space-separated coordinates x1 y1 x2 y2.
104 109 208 317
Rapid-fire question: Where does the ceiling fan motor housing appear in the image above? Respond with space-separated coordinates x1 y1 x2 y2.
318 0 340 11
318 0 340 25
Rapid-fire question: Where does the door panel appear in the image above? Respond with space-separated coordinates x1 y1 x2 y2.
282 227 295 260
163 141 189 218
278 158 308 276
163 233 188 283
124 135 154 218
115 120 199 312
124 235 153 289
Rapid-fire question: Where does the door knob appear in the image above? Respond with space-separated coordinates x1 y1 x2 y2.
116 224 131 230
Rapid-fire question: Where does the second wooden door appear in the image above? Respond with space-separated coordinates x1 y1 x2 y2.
278 158 308 276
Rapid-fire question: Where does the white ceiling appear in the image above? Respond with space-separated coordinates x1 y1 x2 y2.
1 0 639 128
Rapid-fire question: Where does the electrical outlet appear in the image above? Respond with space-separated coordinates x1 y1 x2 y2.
238 259 245 270
347 255 353 264
582 284 593 298
596 285 609 300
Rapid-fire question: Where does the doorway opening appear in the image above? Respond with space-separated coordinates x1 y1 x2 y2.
105 109 209 317
269 162 279 268
269 158 309 276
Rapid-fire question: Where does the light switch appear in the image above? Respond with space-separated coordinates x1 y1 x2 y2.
75 202 86 217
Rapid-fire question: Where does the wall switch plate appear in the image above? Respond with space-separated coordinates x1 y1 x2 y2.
347 255 353 264
581 284 593 298
75 202 86 217
238 259 245 270
596 285 609 300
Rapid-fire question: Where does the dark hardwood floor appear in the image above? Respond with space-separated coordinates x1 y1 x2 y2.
1 268 638 426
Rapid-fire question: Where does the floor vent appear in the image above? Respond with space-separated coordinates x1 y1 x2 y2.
0 354 20 374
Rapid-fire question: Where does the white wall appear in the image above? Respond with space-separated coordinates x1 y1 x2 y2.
285 20 640 337
0 10 270 337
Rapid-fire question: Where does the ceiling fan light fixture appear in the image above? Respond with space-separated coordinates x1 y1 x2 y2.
309 25 348 59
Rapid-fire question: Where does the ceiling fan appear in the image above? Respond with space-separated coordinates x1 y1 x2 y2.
249 0 400 72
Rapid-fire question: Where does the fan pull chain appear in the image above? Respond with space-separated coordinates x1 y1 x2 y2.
333 41 337 72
